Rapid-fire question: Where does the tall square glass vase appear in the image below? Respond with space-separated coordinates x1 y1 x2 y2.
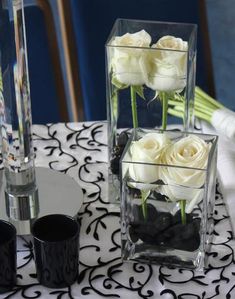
106 19 197 202
121 129 218 269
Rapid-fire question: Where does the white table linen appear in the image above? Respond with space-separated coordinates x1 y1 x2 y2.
1 121 235 299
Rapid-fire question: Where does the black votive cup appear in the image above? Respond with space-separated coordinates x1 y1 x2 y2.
0 220 17 294
32 214 79 288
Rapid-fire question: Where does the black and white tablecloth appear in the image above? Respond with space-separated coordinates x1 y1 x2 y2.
2 121 235 299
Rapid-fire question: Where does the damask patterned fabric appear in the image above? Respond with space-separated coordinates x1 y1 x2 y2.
3 122 235 299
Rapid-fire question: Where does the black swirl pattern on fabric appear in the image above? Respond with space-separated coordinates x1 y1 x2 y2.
2 122 235 299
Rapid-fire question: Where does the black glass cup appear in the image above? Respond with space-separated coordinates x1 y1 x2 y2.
0 220 17 294
32 214 79 288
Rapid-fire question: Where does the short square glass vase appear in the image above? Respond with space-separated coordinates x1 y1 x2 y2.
106 19 197 202
121 128 218 269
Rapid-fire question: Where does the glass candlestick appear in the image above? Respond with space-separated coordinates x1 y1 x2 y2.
0 0 39 233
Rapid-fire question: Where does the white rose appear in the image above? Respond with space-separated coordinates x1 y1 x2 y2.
160 135 211 212
146 58 187 92
146 35 188 91
129 133 171 183
109 30 151 86
154 35 188 63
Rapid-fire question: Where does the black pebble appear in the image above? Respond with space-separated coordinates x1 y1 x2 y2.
130 204 158 243
110 143 126 175
158 221 200 251
128 225 139 243
133 223 157 243
117 132 129 147
110 155 120 175
153 212 173 234
132 203 158 225
127 187 141 198
172 210 193 225
129 206 201 251
113 145 124 156
130 205 172 245
152 191 168 201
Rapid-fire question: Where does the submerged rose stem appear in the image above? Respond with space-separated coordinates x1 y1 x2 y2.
180 200 186 225
142 201 147 220
130 86 138 128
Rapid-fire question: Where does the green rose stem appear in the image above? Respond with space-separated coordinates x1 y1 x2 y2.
160 92 168 130
180 200 186 225
130 86 138 128
141 197 147 220
141 190 149 220
167 86 224 124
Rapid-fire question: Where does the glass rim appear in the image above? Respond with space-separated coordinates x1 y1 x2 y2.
106 43 189 53
121 128 218 171
126 179 206 189
122 159 208 171
106 18 197 47
114 18 198 29
31 214 79 244
109 73 187 80
132 127 219 140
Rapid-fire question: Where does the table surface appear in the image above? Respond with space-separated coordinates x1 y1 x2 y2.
1 121 235 299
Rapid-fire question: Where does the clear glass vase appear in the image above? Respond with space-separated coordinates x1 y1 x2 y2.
106 19 197 202
121 128 217 269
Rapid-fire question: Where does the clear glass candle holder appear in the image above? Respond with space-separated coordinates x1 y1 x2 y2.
106 19 197 202
121 128 217 269
0 0 39 234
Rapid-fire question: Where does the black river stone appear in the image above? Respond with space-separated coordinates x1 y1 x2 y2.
110 132 129 175
129 203 201 252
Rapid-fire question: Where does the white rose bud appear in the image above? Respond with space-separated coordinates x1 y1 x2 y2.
129 133 171 183
160 135 211 212
109 30 151 86
146 35 188 92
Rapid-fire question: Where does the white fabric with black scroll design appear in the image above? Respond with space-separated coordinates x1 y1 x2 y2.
2 122 235 299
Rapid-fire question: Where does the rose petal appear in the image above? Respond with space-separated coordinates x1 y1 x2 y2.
129 161 159 183
112 56 146 85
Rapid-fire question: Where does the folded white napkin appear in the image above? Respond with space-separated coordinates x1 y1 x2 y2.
201 121 235 237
